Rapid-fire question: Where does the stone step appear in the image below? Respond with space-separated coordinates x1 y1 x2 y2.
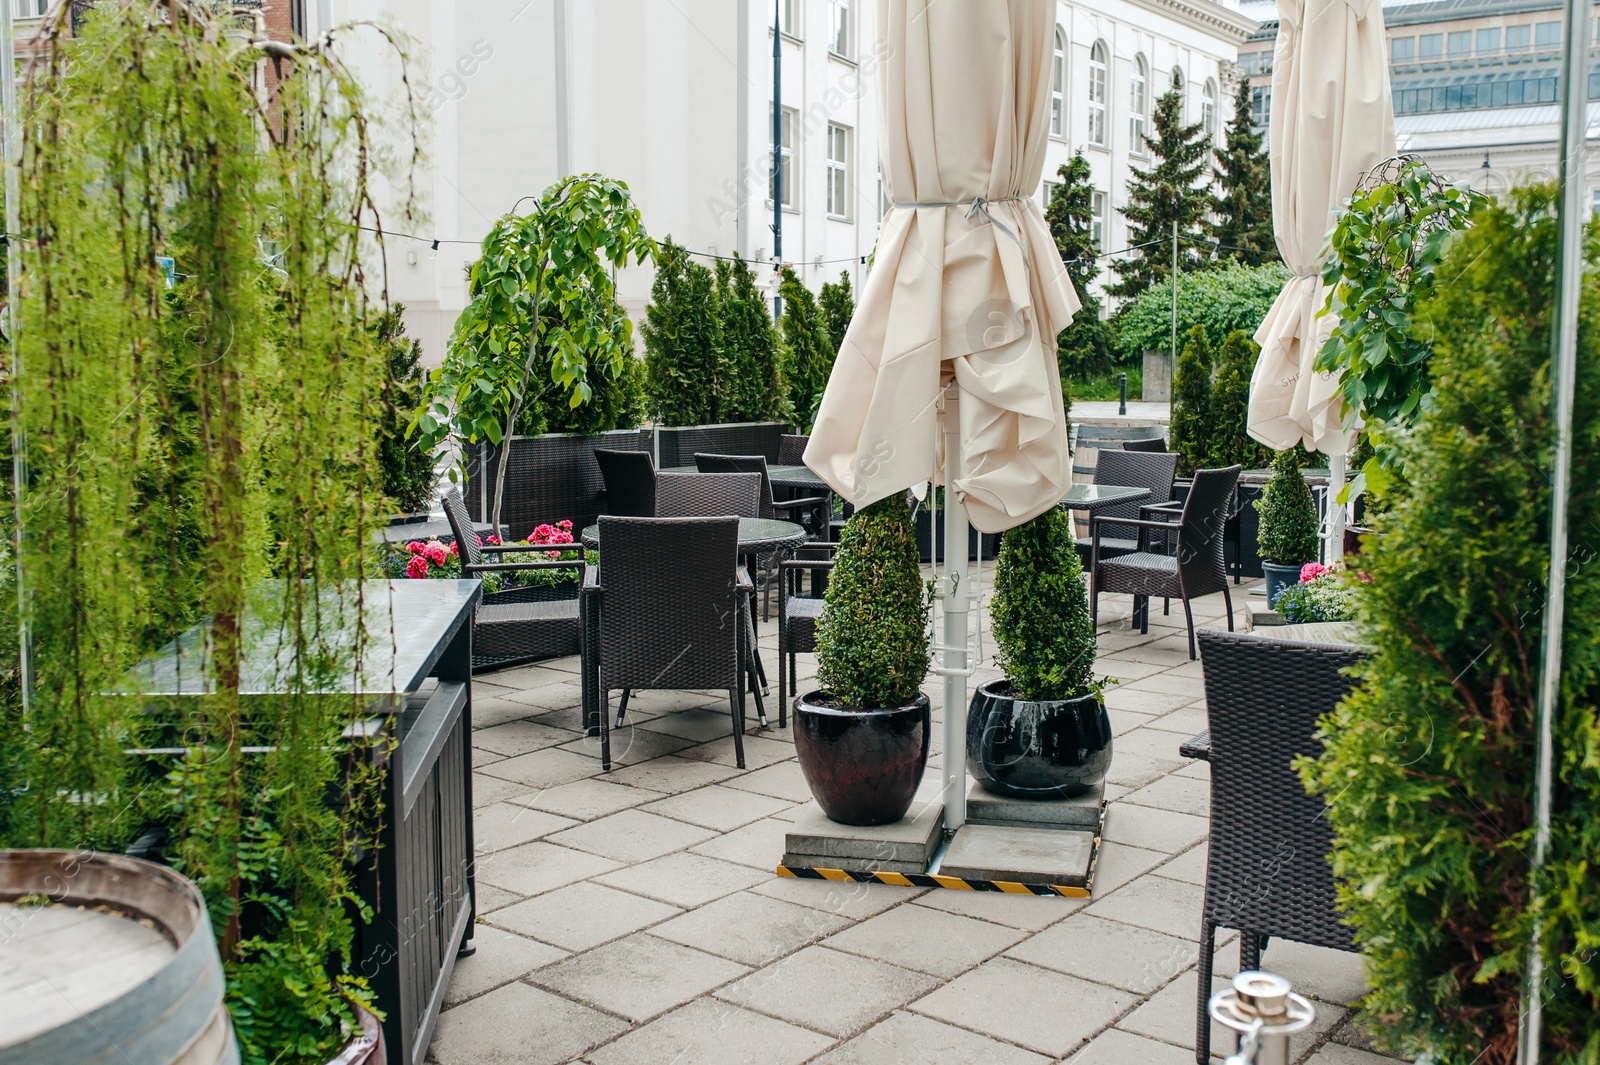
965 781 1103 831
782 803 942 869
938 824 1097 888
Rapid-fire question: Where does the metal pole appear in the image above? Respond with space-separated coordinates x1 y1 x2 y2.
1118 373 1127 416
939 384 969 833
2 0 27 718
1518 0 1586 1055
1326 453 1345 564
1169 219 1179 375
772 0 784 323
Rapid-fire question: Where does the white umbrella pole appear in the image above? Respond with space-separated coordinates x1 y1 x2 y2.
938 384 969 833
1325 452 1346 563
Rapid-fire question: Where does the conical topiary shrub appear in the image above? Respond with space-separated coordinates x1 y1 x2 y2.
989 506 1096 701
1255 448 1319 565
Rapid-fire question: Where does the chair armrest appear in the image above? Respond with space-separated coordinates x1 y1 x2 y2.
771 494 829 513
735 569 754 593
1092 515 1190 532
1179 729 1212 762
1138 501 1182 518
780 557 835 574
464 559 584 575
480 541 586 554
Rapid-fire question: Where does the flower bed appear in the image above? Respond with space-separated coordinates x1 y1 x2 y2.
381 520 592 592
1271 561 1361 623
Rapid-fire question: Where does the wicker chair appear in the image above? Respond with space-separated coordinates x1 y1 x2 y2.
655 471 761 518
581 516 752 770
693 453 829 536
1188 629 1364 1062
1073 448 1179 563
776 543 836 726
594 448 656 517
441 489 585 672
1123 435 1169 453
778 434 809 466
1090 464 1240 658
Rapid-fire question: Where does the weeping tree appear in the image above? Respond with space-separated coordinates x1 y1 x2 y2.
2 4 421 1061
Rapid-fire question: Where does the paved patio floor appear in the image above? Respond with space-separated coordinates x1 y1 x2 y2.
427 580 1405 1065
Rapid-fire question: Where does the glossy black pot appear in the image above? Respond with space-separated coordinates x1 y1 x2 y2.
791 692 930 826
966 679 1112 799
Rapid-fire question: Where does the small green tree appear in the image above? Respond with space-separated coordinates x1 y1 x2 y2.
1112 261 1289 363
642 239 723 427
1045 152 1116 379
1254 449 1319 564
779 267 835 431
1107 83 1212 300
1169 324 1213 476
375 305 437 514
715 256 785 421
1210 84 1276 266
990 506 1097 701
1206 330 1270 470
819 271 856 352
816 494 930 708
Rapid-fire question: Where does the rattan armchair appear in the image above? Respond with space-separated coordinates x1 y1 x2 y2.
441 490 585 672
1074 448 1179 564
655 471 761 518
1090 465 1240 658
778 434 809 466
1187 629 1364 1062
1122 435 1169 453
594 448 656 516
692 453 829 537
776 543 836 726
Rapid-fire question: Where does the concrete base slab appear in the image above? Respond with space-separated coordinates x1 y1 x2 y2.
784 803 943 865
965 781 1103 830
1244 601 1285 630
778 852 928 875
939 824 1098 889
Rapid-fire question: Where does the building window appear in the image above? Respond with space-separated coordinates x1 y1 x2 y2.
1447 31 1471 58
1202 79 1217 138
775 0 802 39
1240 52 1259 76
1090 190 1107 251
772 106 798 210
1130 54 1149 154
1591 188 1600 216
829 0 851 58
1477 28 1500 55
1088 41 1108 147
827 123 852 219
1171 65 1184 93
1506 25 1531 53
13 0 46 14
1051 27 1067 138
1259 50 1273 74
1418 34 1443 61
1391 36 1414 63
1251 85 1271 127
1536 21 1561 49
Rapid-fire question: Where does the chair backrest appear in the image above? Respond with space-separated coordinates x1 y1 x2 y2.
1123 435 1169 453
596 516 742 691
1089 449 1180 541
1197 629 1363 950
655 471 761 518
693 453 775 518
778 434 809 466
1176 465 1242 596
441 489 484 568
594 448 657 517
1071 422 1173 480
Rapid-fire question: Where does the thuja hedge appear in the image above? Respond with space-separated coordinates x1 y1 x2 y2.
1302 187 1600 1062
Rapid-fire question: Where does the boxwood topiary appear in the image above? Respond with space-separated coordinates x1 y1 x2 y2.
989 505 1097 701
815 494 930 709
1254 448 1320 564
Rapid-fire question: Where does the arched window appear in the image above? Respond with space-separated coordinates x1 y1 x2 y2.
1171 64 1185 92
1202 78 1218 138
1051 27 1067 138
1130 53 1149 153
1088 41 1108 146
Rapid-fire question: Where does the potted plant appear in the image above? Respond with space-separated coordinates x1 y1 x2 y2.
968 506 1111 797
1271 562 1360 624
793 494 932 826
1255 448 1321 605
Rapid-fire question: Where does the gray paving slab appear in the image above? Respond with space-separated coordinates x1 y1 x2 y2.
472 840 622 897
487 880 680 951
815 1011 1050 1065
910 956 1137 1058
1101 802 1210 854
528 933 748 1021
784 802 942 864
427 981 627 1065
822 899 1028 977
1064 1028 1198 1065
545 808 717 864
441 924 568 1007
651 890 851 966
1085 870 1206 938
717 945 940 1037
640 784 793 831
939 824 1096 887
507 776 664 820
586 999 833 1065
1005 912 1196 993
594 851 770 909
966 781 1104 829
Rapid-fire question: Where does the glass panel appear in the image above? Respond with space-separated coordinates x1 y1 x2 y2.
830 0 850 57
1391 37 1414 62
1447 31 1471 57
1418 34 1443 59
1535 21 1560 49
1477 28 1500 55
1506 25 1531 53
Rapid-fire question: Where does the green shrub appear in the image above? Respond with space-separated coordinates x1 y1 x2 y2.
1207 330 1270 470
1254 449 1320 564
514 298 645 436
1270 570 1356 622
1302 186 1600 1064
716 257 785 421
375 306 437 513
643 239 722 426
1170 325 1212 476
989 506 1097 701
1113 261 1289 364
820 271 855 352
779 267 835 431
815 494 930 708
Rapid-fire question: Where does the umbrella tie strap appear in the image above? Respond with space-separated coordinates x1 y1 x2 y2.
892 195 1034 283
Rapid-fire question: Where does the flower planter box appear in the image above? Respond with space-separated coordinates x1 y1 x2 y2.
464 428 644 541
639 421 788 470
913 508 1000 563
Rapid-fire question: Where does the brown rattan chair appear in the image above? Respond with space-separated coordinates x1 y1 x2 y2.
1090 464 1240 658
441 489 585 672
776 543 836 726
594 447 656 517
1074 448 1179 563
778 433 809 466
581 516 752 770
1123 435 1169 453
655 471 761 519
1187 629 1364 1062
692 453 829 535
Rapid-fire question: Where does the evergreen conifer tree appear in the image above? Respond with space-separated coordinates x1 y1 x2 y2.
778 267 835 430
1107 81 1212 301
1169 324 1213 475
715 256 785 421
819 272 855 352
642 239 722 426
1045 152 1116 379
1210 84 1276 266
1206 329 1270 470
374 305 437 514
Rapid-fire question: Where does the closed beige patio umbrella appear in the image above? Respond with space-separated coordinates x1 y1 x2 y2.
803 0 1078 536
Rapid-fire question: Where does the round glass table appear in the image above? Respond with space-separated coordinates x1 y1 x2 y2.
580 517 807 553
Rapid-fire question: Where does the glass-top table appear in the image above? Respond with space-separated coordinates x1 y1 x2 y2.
1062 483 1152 513
662 464 828 491
581 517 807 553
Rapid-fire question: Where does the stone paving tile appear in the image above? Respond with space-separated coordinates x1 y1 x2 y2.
1102 802 1210 854
1175 759 1212 780
603 755 742 793
595 852 770 909
751 876 929 919
1063 1028 1197 1065
1122 671 1213 697
507 776 665 820
471 801 578 854
475 746 598 788
545 808 717 864
1005 912 1195 994
717 945 940 1037
531 705 599 732
471 773 531 809
472 718 584 756
688 815 792 869
909 956 1137 1058
428 981 627 1065
563 726 696 766
442 924 568 1007
1103 685 1193 715
652 890 851 965
529 933 748 1022
1104 751 1188 788
815 1010 1050 1065
1097 658 1170 682
639 785 793 831
494 679 586 711
678 732 797 769
1147 704 1210 737
1117 725 1203 761
473 840 622 897
1085 870 1206 939
1120 774 1210 818
908 888 1080 930
634 707 746 743
1109 709 1158 737
472 696 546 730
1086 840 1169 898
822 899 1027 978
472 882 522 914
1259 938 1372 1006
1305 1043 1406 1064
1154 843 1208 885
720 758 814 801
471 747 506 766
487 880 680 952
586 999 833 1065
1119 968 1346 1059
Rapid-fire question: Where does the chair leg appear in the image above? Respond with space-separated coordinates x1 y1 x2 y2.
600 689 612 772
777 623 787 728
616 688 631 728
1240 930 1263 972
1090 576 1099 629
1137 594 1149 634
1163 597 1170 615
1196 920 1217 1064
1222 584 1236 631
729 688 746 770
1183 597 1198 659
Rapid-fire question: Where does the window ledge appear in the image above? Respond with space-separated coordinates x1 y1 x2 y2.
829 51 858 66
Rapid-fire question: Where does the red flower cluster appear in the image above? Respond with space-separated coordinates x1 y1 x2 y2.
405 555 430 579
526 519 575 560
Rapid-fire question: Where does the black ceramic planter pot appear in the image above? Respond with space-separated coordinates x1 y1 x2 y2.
966 679 1112 799
1261 561 1305 607
791 692 931 826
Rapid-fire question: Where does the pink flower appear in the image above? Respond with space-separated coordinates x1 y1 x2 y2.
486 535 502 546
406 541 426 555
474 534 484 547
1300 562 1327 583
532 523 555 540
423 540 450 566
405 556 430 579
558 520 572 530
449 540 459 557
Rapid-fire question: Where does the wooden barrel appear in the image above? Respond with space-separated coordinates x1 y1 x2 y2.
0 849 238 1065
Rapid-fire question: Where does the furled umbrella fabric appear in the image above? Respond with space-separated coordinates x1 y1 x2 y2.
802 0 1079 535
1248 0 1395 455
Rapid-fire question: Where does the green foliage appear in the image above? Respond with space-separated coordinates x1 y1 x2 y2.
1046 152 1117 379
1068 366 1144 402
1207 330 1271 470
1107 86 1212 300
643 239 723 426
3 8 413 1062
1317 159 1483 430
1254 450 1320 564
779 267 836 432
1113 261 1289 363
375 306 438 514
989 506 1097 701
815 495 930 709
1210 84 1276 266
1270 570 1356 622
819 271 856 353
1302 186 1600 1063
716 256 786 421
514 297 645 436
1170 326 1213 476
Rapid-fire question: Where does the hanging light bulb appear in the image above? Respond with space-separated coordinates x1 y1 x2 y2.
429 239 439 260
